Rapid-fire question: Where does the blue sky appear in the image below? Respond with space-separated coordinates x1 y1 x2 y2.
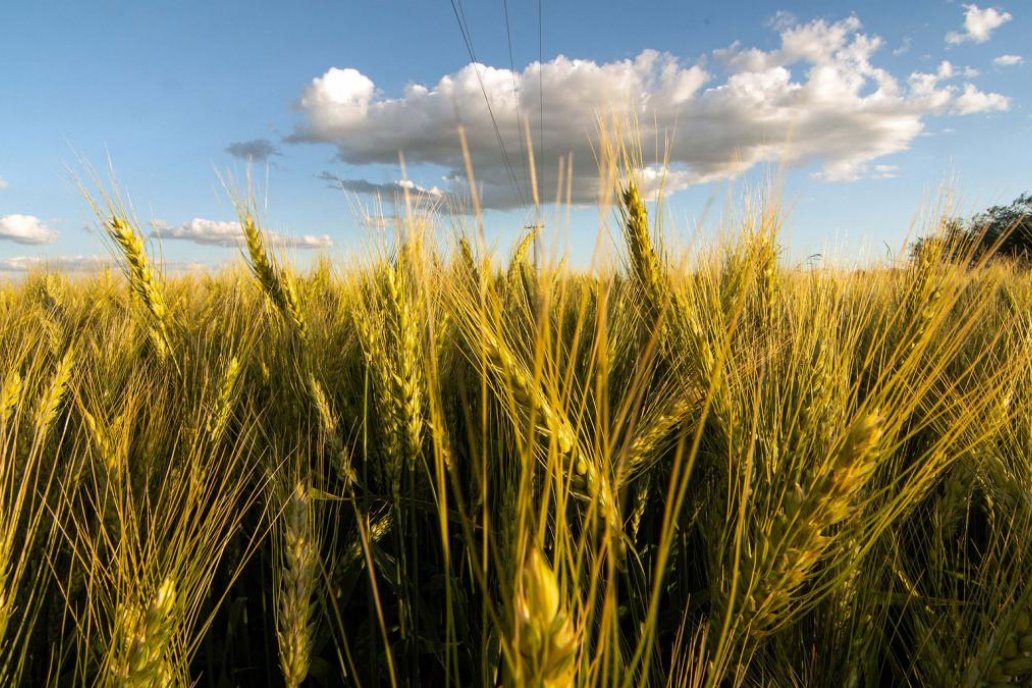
0 0 1028 271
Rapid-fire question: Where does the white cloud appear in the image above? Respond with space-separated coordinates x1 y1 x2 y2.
953 83 1010 114
892 37 912 57
0 214 57 244
934 61 980 79
0 177 8 191
0 255 111 272
994 54 1024 67
873 164 899 178
290 15 1013 204
812 161 898 182
151 218 332 249
946 4 1012 44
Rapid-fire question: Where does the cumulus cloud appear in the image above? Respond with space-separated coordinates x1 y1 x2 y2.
0 214 57 244
946 4 1012 44
289 15 1012 206
0 177 8 191
151 218 332 249
0 255 111 272
225 138 282 162
994 54 1024 67
953 83 1010 114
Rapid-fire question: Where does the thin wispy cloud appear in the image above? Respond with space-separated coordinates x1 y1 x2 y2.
0 214 57 244
0 177 8 191
0 255 111 272
946 4 1012 44
318 172 447 200
872 164 899 179
994 54 1024 67
892 36 912 57
225 138 282 162
290 15 1010 208
0 255 215 273
151 218 332 249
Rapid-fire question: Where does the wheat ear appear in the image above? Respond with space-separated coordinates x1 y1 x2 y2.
620 184 668 324
207 356 242 443
112 577 177 688
278 481 317 688
511 547 579 687
106 217 172 359
480 327 576 455
740 412 883 636
384 264 424 469
307 374 357 486
35 350 74 438
0 371 21 426
242 214 307 339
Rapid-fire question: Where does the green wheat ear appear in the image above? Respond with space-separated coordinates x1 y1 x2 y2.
512 547 579 687
113 577 177 688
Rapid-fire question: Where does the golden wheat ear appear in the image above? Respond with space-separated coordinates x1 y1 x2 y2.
276 481 317 688
241 213 308 340
105 216 174 360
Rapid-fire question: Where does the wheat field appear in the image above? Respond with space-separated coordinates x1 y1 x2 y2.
2 172 1031 687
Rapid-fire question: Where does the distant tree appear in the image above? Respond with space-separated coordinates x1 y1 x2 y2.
909 217 965 266
975 192 1032 261
911 193 1032 267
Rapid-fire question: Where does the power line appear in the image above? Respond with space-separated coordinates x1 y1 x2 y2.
538 0 544 181
447 0 529 207
502 0 529 200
